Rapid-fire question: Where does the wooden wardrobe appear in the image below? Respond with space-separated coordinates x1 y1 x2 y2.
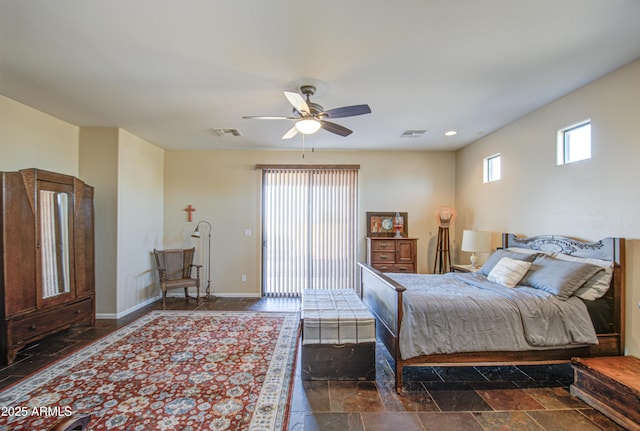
0 169 95 364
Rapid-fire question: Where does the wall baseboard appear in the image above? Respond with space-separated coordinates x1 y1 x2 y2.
96 292 264 319
212 292 262 298
96 295 161 320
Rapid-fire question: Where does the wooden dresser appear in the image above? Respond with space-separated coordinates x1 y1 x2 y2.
366 237 417 273
0 169 95 364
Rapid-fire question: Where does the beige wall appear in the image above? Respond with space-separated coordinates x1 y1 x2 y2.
79 128 165 315
117 129 165 312
456 58 640 355
79 128 165 316
163 150 456 296
0 95 78 174
79 128 120 314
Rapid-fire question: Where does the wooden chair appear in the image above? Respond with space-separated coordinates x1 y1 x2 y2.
49 415 91 431
153 248 202 305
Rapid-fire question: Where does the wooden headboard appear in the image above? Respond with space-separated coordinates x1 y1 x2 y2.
502 233 625 354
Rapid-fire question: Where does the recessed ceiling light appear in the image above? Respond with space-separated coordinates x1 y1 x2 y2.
444 130 457 136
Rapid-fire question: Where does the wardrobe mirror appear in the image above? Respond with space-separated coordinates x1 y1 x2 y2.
39 190 71 298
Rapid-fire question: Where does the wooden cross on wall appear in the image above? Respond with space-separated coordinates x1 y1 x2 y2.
184 204 196 222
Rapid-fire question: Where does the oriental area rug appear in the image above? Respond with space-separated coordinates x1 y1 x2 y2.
0 311 300 431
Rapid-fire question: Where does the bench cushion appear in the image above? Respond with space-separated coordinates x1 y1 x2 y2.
301 289 376 345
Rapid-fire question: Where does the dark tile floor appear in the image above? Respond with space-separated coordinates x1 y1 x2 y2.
0 297 628 431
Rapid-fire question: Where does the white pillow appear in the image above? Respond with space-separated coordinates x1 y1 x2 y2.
551 253 614 300
487 257 532 288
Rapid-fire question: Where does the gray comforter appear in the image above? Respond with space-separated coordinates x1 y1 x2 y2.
387 272 598 360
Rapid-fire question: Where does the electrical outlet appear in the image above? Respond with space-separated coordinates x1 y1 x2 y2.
241 275 247 282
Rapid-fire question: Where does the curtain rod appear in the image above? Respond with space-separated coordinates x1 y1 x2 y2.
255 164 360 170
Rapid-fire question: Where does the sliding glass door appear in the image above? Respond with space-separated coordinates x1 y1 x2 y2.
261 166 358 297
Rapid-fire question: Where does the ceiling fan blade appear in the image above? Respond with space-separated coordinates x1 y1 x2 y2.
282 126 299 139
284 91 310 115
242 115 297 120
323 104 371 118
320 120 353 137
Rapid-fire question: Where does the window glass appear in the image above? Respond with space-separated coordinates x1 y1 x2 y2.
484 154 501 183
558 121 591 165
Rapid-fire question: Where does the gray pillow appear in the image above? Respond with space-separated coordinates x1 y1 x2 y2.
479 249 538 276
519 255 604 300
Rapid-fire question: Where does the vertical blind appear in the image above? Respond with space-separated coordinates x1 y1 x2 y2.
261 166 358 297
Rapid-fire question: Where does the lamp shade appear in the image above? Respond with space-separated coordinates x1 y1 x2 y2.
460 230 491 253
295 119 321 134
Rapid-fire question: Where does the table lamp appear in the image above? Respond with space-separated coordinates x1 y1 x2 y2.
461 229 491 268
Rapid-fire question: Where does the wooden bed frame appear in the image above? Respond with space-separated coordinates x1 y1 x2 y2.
358 233 625 392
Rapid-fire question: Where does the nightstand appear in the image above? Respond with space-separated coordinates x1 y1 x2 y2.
450 264 481 273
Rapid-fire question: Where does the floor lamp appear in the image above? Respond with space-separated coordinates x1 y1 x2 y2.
433 206 456 273
191 220 213 299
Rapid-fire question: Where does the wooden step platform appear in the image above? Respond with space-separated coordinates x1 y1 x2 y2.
571 356 640 430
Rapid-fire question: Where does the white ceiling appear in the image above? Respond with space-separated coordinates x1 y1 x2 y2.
2 0 640 152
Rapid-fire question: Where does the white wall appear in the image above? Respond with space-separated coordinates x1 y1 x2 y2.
163 150 456 296
456 58 640 355
0 95 78 174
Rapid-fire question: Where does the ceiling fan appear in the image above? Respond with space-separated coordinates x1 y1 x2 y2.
242 85 371 139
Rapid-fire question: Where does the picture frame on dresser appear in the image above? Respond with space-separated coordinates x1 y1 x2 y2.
366 212 408 237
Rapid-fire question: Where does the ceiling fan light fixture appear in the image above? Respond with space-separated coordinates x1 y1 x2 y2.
295 119 321 134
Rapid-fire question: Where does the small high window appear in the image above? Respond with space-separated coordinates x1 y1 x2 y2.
483 153 501 183
558 121 591 165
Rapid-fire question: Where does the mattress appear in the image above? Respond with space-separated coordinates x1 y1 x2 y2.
387 272 598 359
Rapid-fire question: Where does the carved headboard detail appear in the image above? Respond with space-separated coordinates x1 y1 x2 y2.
502 233 622 263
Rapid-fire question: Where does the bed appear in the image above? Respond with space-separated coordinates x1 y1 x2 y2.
358 233 625 392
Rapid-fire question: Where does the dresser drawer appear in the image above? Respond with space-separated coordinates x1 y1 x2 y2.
367 237 418 274
373 264 415 273
370 240 396 251
11 298 94 344
371 251 395 263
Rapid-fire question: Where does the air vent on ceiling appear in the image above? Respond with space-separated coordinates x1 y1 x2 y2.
400 129 427 138
212 128 242 137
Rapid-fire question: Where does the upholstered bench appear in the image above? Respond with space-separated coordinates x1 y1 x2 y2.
301 289 376 380
571 356 640 430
